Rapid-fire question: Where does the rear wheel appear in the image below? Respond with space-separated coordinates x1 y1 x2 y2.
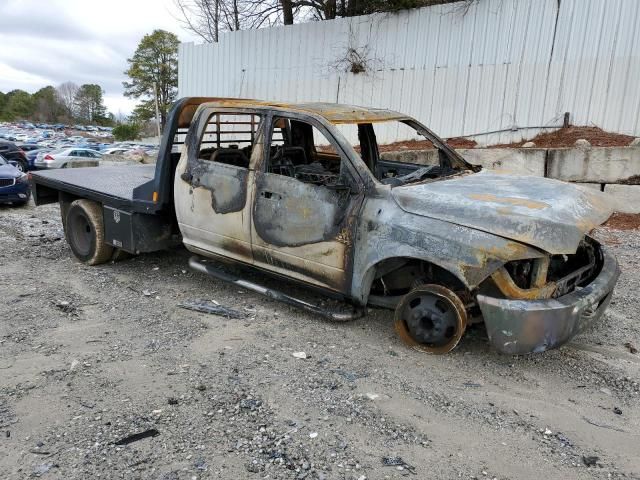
394 284 467 354
65 199 113 265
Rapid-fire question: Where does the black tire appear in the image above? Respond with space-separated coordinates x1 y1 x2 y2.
14 161 27 173
65 199 113 265
59 199 71 234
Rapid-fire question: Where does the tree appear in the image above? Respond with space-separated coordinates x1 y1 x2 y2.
2 90 35 120
112 123 141 141
33 86 65 122
123 30 179 130
74 84 107 124
175 0 465 39
56 81 79 118
0 91 7 120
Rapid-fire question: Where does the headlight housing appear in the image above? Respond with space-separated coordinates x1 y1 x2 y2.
16 173 30 184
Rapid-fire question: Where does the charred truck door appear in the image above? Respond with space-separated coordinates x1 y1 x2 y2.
251 114 363 292
174 107 263 263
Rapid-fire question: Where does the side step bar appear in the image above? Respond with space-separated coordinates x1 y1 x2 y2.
188 256 366 322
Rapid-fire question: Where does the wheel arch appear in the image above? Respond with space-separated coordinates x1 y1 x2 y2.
356 255 473 306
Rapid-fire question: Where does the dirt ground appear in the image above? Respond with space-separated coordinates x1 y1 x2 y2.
489 126 636 149
1 202 639 480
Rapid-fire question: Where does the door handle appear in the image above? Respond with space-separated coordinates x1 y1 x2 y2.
260 191 281 200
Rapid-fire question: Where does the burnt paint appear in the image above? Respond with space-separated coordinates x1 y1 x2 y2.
253 172 351 247
181 106 251 214
189 160 248 214
350 187 547 305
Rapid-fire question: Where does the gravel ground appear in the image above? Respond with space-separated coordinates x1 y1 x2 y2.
1 201 639 480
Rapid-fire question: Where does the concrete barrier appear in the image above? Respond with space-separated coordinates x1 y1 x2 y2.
382 145 640 215
380 149 439 165
69 160 99 168
603 184 640 214
100 153 155 165
546 147 640 183
458 148 547 177
381 148 547 176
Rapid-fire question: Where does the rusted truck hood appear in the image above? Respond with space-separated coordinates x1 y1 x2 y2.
391 172 613 254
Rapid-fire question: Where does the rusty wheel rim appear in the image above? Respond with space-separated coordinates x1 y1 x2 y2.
394 284 467 354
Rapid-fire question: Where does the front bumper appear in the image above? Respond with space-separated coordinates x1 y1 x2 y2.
477 247 620 355
0 181 31 203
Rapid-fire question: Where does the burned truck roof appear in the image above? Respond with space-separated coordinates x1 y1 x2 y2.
191 98 407 124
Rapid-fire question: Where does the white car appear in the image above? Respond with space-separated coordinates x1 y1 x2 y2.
34 148 102 169
102 147 130 155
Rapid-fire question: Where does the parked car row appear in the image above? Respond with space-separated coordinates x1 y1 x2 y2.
0 121 159 171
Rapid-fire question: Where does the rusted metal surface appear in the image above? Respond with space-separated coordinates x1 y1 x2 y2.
390 171 613 255
478 247 620 354
189 98 407 125
490 267 557 300
394 284 468 354
170 97 619 354
350 189 546 305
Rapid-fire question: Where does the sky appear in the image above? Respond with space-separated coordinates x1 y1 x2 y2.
0 0 200 116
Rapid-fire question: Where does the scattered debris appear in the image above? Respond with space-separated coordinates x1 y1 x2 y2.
624 342 638 354
574 138 592 149
382 456 416 474
113 429 160 446
613 407 622 415
582 416 627 433
54 300 76 314
309 432 318 439
463 382 482 388
33 462 57 475
365 393 379 401
522 141 536 148
543 428 552 436
292 352 308 359
194 458 207 471
239 398 262 410
582 456 599 467
142 289 157 297
167 397 178 405
178 299 245 319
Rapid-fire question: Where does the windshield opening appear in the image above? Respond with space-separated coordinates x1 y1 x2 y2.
331 119 475 186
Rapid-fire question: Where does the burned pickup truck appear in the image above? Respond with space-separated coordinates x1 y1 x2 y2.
31 98 620 354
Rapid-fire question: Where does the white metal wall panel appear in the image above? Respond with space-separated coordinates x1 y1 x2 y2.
179 0 640 145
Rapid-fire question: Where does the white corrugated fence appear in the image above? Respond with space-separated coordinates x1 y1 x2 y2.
178 0 640 145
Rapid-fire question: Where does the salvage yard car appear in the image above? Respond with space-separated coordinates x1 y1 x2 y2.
30 98 620 355
0 153 31 205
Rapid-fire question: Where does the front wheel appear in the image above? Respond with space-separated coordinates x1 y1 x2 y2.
394 284 467 354
65 199 113 265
